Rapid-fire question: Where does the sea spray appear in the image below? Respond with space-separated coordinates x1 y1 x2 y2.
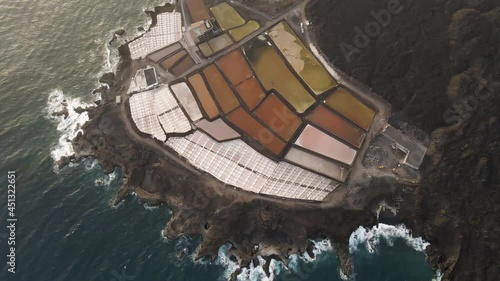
236 257 275 281
85 158 99 170
432 269 443 281
214 240 334 281
349 223 430 254
94 169 120 187
45 88 94 170
223 224 431 280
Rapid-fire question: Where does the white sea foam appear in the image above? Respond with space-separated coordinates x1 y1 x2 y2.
349 223 430 254
102 41 122 75
46 88 94 170
218 225 430 281
236 257 275 281
143 203 160 210
84 158 99 170
432 269 443 281
216 239 334 281
94 170 120 187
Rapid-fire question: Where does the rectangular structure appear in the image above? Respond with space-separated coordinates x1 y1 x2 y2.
254 93 302 141
234 77 266 110
285 147 349 182
186 0 210 22
203 65 239 114
209 2 245 31
382 125 427 169
195 118 241 141
144 68 158 86
147 43 182 62
188 74 220 119
324 87 376 131
171 82 203 121
227 107 286 155
216 49 253 86
295 125 357 165
307 105 365 148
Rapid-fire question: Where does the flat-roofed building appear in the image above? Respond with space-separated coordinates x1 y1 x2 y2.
381 125 427 169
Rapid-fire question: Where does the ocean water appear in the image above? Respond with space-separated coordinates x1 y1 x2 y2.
0 0 437 280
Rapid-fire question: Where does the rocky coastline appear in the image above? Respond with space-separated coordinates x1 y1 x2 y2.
62 0 499 280
307 0 500 280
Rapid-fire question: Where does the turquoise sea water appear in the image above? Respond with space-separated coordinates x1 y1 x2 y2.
0 0 436 280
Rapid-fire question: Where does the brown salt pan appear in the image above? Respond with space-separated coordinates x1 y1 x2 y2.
216 49 253 86
203 64 239 114
186 0 210 22
227 107 286 155
188 74 220 119
235 77 266 110
160 50 187 71
254 93 301 141
307 105 365 148
324 87 376 131
147 43 182 62
171 55 195 76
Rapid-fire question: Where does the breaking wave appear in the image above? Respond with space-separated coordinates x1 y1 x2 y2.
214 224 433 280
190 243 268 281
349 223 430 254
215 239 333 281
94 169 120 187
45 88 94 170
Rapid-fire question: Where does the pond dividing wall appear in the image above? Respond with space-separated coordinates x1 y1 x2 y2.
227 107 286 155
307 105 365 148
324 87 376 131
203 65 239 114
269 21 337 95
243 36 314 113
188 73 220 119
254 93 302 141
295 125 358 165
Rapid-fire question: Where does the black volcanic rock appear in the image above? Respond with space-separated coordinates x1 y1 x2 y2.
115 29 125 36
306 0 500 280
67 1 500 280
98 72 115 87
